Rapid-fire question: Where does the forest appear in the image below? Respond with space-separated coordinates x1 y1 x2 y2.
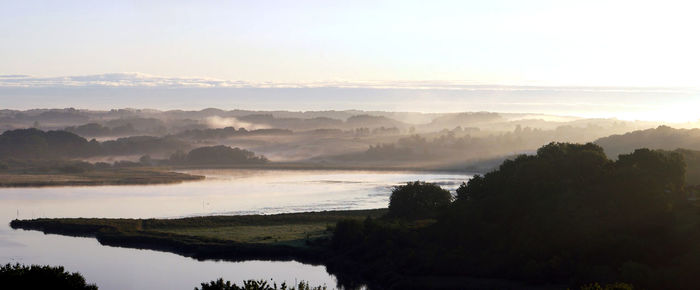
327 143 699 289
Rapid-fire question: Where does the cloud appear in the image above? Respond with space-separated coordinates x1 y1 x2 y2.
0 73 695 94
0 73 240 88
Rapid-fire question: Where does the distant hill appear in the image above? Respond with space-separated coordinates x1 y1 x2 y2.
235 114 407 131
595 125 700 158
422 112 503 130
174 127 292 140
345 114 405 129
0 128 100 159
0 128 189 159
171 145 268 165
236 114 345 130
667 149 700 186
101 135 189 156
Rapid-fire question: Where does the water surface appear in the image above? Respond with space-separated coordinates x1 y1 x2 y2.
0 169 469 289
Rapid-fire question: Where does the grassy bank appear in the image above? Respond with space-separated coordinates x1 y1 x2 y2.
10 209 386 263
0 168 204 187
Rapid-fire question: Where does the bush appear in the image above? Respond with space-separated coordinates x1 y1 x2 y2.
0 263 97 290
578 282 634 290
195 278 326 290
184 145 268 165
388 181 452 219
57 161 94 174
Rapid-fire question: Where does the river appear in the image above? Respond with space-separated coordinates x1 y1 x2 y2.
0 169 469 289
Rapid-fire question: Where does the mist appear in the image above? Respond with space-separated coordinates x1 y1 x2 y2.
2 82 698 123
4 107 696 170
205 116 270 130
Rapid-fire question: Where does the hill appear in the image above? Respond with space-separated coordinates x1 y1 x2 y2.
596 125 700 158
0 128 100 159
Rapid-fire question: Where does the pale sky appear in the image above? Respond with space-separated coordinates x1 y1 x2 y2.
2 0 699 86
1 1 699 121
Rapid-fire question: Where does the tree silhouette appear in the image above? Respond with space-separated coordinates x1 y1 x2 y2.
388 181 452 219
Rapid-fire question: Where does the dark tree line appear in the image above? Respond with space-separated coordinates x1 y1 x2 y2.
0 128 186 159
0 129 267 171
596 125 700 158
169 145 268 165
0 128 101 159
65 122 137 137
330 142 700 289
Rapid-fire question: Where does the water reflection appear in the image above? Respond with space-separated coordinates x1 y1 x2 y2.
0 169 469 289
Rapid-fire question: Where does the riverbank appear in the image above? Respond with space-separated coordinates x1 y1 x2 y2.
10 209 386 263
0 168 204 187
0 161 475 188
9 208 544 289
171 162 475 173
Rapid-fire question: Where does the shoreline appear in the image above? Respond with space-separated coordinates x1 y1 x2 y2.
0 165 474 188
8 209 383 287
9 209 386 264
0 169 205 188
170 162 476 173
8 208 539 289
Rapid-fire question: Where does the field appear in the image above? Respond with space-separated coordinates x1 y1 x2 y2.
156 224 328 246
10 209 387 260
0 168 204 187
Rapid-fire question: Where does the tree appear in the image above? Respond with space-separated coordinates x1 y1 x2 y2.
0 263 98 290
185 145 268 165
169 150 188 163
443 143 689 286
388 181 452 219
139 154 153 166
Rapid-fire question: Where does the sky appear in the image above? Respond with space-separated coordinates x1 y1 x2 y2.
1 0 699 121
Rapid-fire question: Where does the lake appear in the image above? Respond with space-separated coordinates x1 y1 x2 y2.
0 169 470 289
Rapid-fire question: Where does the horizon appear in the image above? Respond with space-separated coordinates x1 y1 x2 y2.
3 1 699 123
1 73 698 123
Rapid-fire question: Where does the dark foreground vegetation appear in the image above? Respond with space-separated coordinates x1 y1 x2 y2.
0 263 331 290
11 209 386 263
12 142 700 289
0 263 97 290
196 279 326 290
328 143 698 289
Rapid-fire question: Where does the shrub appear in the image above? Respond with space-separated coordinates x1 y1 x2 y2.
195 278 326 290
388 181 452 219
0 263 97 290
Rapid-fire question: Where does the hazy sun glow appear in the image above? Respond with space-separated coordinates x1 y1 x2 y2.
0 0 698 121
1 0 699 87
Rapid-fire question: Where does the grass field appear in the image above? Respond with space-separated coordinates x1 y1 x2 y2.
11 209 387 249
154 223 329 246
